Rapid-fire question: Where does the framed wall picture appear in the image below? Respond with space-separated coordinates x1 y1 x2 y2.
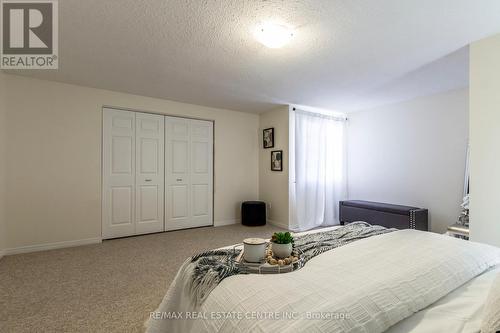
271 150 283 171
263 128 274 149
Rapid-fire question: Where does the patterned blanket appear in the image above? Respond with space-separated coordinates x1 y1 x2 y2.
189 222 395 305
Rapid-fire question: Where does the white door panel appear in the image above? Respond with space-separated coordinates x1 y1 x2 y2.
165 117 190 230
192 142 209 173
190 120 213 227
112 136 133 174
171 185 188 218
138 185 160 221
111 186 134 224
102 109 136 239
135 112 164 235
172 140 188 174
192 184 209 216
165 117 213 231
139 138 158 173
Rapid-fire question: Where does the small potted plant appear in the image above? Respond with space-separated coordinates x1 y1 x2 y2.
271 232 294 258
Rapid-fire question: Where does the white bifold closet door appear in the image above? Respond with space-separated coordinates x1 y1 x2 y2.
135 112 165 234
165 117 214 231
102 108 164 239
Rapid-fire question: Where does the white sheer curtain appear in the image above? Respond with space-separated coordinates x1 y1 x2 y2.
289 110 347 231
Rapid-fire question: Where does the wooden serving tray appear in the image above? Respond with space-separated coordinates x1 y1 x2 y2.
231 244 305 274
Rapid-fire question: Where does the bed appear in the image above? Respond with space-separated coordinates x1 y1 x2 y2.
147 204 500 333
387 264 500 333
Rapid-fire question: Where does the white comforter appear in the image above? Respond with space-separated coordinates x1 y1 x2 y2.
387 265 500 333
148 230 500 333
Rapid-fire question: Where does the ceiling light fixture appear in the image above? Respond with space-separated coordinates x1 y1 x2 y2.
254 23 294 49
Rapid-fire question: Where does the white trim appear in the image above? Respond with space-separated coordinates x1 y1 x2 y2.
214 219 239 227
268 219 290 230
3 237 102 256
103 105 215 123
0 249 4 260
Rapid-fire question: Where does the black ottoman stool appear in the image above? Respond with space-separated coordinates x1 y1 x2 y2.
241 201 266 226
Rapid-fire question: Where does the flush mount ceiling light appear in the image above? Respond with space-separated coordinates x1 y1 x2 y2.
254 23 294 49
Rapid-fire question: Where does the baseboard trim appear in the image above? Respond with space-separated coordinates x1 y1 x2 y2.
214 219 239 227
4 237 102 256
268 219 290 230
0 249 4 260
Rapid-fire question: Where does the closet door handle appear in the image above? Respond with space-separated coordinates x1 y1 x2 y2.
145 179 152 182
176 178 183 182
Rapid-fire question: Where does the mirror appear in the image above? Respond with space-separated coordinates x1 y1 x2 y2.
459 143 470 226
463 143 470 197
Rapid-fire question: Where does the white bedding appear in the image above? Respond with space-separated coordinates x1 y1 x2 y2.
387 265 500 333
148 230 500 333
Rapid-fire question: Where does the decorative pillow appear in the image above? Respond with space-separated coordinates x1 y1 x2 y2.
481 272 500 333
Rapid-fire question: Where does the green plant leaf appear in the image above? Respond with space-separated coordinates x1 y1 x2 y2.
271 232 294 244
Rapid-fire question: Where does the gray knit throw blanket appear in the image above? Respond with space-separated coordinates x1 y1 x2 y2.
189 222 396 305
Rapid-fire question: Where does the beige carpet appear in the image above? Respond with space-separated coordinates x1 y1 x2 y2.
0 224 284 332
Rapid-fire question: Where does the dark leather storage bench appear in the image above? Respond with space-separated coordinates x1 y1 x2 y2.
339 200 428 231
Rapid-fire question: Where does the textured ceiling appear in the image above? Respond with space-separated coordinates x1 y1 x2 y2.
7 0 500 113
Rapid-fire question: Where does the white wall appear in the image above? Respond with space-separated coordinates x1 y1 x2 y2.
469 34 500 247
348 88 469 233
0 72 6 258
3 74 259 252
259 106 289 229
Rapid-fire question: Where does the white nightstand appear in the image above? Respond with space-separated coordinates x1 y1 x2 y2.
446 223 469 240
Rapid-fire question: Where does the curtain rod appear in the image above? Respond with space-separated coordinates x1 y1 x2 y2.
292 107 348 121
